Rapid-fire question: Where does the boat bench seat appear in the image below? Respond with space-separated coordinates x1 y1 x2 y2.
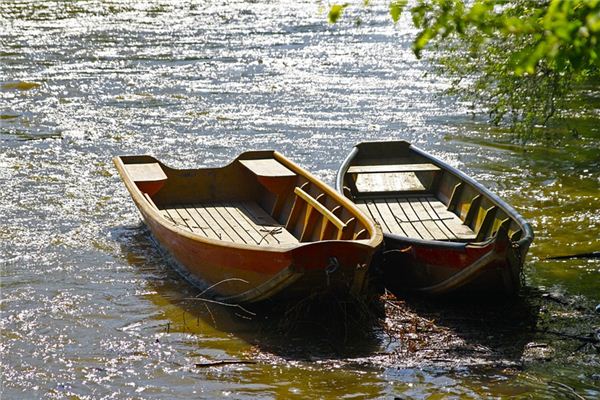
355 195 476 241
124 162 168 196
346 164 440 194
347 163 440 174
239 158 296 178
158 201 299 246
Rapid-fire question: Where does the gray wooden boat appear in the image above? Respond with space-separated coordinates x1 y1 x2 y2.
336 141 534 295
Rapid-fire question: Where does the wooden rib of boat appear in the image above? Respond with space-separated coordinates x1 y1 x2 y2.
336 141 534 296
114 151 383 303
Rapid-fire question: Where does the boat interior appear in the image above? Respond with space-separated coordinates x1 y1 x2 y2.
119 153 373 247
340 142 524 243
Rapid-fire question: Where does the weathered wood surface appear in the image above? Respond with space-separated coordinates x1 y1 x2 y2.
124 163 167 182
347 163 440 174
354 173 428 193
239 159 296 177
356 195 476 241
161 201 299 246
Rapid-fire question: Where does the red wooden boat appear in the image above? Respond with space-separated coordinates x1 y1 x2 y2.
336 141 533 295
114 151 383 303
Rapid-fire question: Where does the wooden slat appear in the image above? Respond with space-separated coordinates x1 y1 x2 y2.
354 194 477 241
405 198 440 240
339 217 357 240
397 198 418 221
395 199 432 239
285 193 304 233
220 203 262 245
385 199 422 238
354 228 368 240
163 208 192 232
420 197 457 240
299 204 317 242
194 205 235 242
415 197 453 240
475 206 498 241
464 195 482 227
210 205 255 244
239 202 299 245
183 206 217 239
362 201 385 233
293 187 346 230
426 197 475 239
161 202 299 245
347 163 440 174
223 203 269 244
375 199 406 236
355 172 427 193
447 182 464 211
425 197 476 240
356 195 477 241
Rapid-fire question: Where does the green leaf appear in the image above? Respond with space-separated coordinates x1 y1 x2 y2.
390 0 408 23
328 4 348 24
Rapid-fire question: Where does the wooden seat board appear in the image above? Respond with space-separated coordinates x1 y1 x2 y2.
347 163 441 174
160 202 299 246
124 163 167 182
355 172 427 193
239 159 296 177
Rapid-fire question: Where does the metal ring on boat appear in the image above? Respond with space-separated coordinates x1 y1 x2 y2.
325 257 339 286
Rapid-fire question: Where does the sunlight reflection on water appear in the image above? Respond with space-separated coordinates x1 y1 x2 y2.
1 0 599 399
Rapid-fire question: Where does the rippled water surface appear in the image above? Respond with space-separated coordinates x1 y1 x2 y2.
1 1 599 398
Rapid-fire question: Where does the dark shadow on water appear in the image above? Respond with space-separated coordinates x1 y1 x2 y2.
111 223 385 361
389 289 541 365
111 223 570 370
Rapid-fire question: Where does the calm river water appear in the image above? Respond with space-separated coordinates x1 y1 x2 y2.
1 1 599 399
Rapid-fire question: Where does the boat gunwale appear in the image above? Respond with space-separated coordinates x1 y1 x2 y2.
114 151 382 253
335 141 534 248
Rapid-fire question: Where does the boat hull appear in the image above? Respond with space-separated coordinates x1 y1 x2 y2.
142 205 376 302
380 234 525 296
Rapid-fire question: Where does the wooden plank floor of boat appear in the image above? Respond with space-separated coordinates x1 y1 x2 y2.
160 201 299 246
356 195 476 241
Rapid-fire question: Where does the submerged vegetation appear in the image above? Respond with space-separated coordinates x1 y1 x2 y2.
331 0 600 141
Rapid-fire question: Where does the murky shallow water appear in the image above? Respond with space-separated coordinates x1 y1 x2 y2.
1 1 599 398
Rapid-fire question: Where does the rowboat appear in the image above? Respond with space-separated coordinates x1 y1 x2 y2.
114 151 383 303
336 141 533 295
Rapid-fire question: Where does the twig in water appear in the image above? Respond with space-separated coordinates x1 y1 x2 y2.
551 381 586 400
536 329 598 343
185 296 256 317
203 303 217 327
195 359 257 368
197 278 250 298
546 251 600 260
